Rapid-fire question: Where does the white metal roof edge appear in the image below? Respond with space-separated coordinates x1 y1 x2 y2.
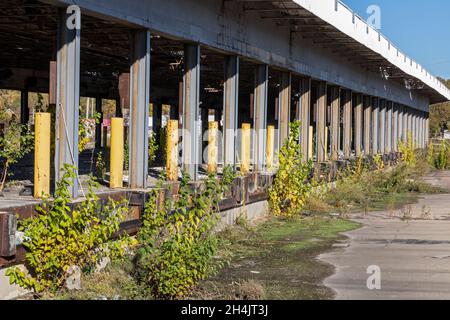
293 0 450 102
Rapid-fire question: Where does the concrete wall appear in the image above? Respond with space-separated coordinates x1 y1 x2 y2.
44 0 431 111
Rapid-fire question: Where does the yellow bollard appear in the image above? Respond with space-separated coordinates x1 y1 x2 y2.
34 113 51 198
110 118 124 189
207 121 219 174
241 123 251 174
308 126 314 160
166 120 179 181
266 125 275 171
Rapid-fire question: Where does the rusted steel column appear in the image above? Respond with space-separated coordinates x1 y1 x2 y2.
223 55 239 168
299 78 311 161
386 101 393 153
379 100 386 155
253 64 268 172
354 93 363 157
316 82 327 162
55 7 81 198
129 30 150 189
342 90 352 159
330 86 340 161
182 44 201 180
363 96 372 156
372 97 379 155
278 72 291 148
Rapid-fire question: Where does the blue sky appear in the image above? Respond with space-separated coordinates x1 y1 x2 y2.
342 0 450 79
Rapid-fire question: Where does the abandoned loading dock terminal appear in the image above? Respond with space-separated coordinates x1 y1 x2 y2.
0 0 450 296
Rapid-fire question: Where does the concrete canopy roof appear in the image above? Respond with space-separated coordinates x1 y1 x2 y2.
237 0 450 104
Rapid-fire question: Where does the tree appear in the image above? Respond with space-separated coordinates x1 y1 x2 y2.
0 91 34 192
430 78 450 136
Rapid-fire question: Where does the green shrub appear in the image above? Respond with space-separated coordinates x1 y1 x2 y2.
7 164 133 294
399 132 416 168
434 140 449 170
134 167 235 299
269 121 314 217
0 122 34 192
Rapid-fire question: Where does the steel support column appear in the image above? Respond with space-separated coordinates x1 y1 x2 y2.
223 55 239 168
342 90 352 159
129 30 150 189
379 100 386 155
316 82 327 162
253 65 268 172
386 101 393 154
354 93 363 157
278 72 291 148
55 8 81 198
372 98 379 155
330 87 340 161
182 44 201 180
403 106 408 143
363 96 372 156
299 78 311 162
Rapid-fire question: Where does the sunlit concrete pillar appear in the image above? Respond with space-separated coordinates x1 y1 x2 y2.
372 98 379 155
253 64 268 172
299 78 311 161
330 86 340 161
342 90 352 159
386 101 393 154
278 72 291 149
20 90 29 125
379 100 386 155
223 55 239 168
425 114 430 147
316 82 327 162
354 93 363 157
129 30 150 189
393 104 399 152
182 44 201 180
363 96 372 156
55 7 81 198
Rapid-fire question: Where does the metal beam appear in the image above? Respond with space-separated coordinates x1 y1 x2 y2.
55 7 81 198
354 93 363 157
223 55 239 168
299 77 311 162
278 71 291 149
379 99 386 154
372 97 379 154
129 30 150 189
330 86 340 161
343 90 352 159
316 82 327 162
363 96 372 156
182 44 201 180
386 101 393 153
253 64 268 172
